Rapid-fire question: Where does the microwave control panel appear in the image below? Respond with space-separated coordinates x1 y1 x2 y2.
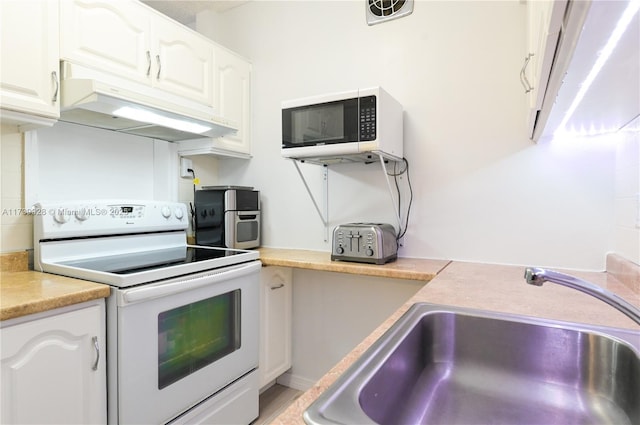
359 95 377 141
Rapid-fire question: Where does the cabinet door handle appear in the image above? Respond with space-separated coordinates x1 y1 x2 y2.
146 51 151 76
51 71 59 103
520 53 534 93
156 54 161 80
270 283 285 290
92 336 99 371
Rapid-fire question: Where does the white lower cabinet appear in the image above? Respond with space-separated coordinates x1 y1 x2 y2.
259 267 293 389
0 300 106 424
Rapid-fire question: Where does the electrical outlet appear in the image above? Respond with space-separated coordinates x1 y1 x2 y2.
180 158 193 178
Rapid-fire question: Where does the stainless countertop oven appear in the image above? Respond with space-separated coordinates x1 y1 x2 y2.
195 186 260 250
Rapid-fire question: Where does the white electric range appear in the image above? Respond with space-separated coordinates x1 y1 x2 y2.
33 200 261 425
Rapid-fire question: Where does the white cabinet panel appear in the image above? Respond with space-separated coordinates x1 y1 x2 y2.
153 16 214 106
0 302 106 424
177 48 252 158
214 47 252 155
0 0 59 119
259 267 292 389
524 0 568 137
60 0 215 107
60 0 150 85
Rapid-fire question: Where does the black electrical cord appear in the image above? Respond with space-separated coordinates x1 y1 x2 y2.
386 158 412 243
188 168 197 233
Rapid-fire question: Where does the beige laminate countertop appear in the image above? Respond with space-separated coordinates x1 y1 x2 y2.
0 271 111 321
272 259 640 424
1 250 111 322
258 247 450 281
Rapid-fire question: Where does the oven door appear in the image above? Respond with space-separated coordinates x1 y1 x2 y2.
110 260 260 425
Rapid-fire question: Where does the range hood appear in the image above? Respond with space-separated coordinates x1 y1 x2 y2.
59 62 237 142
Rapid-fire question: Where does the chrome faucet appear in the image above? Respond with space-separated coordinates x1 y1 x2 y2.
524 267 640 326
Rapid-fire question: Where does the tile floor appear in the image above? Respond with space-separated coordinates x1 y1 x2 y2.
252 384 302 424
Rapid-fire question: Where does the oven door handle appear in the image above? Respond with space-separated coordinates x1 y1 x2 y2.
121 260 261 304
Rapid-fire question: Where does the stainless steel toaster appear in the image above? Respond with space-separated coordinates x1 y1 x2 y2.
331 223 398 264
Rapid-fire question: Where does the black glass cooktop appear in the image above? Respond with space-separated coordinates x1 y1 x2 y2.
59 246 248 275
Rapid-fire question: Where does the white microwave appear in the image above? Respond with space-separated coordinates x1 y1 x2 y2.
281 87 403 162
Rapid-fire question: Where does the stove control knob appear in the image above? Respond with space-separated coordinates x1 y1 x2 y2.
161 206 171 219
174 207 184 220
75 207 89 221
53 209 68 224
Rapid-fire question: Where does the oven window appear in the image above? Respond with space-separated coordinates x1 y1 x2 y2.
157 290 241 389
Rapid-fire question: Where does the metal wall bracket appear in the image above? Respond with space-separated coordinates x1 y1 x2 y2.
291 152 403 242
292 160 329 241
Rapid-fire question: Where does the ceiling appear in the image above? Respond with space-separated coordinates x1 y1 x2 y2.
142 1 248 24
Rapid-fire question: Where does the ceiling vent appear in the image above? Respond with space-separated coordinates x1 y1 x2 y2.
366 0 414 25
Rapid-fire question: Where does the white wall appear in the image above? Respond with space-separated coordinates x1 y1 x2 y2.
1 121 223 252
23 122 225 236
197 0 620 271
177 155 220 235
1 124 32 252
29 122 160 203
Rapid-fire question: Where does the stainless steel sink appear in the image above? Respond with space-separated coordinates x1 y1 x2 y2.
304 303 640 425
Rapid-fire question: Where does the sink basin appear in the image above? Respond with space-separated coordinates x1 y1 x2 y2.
304 303 640 425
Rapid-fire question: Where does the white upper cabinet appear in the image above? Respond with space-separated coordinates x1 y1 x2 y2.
60 0 214 107
213 46 252 154
152 16 214 106
523 0 568 138
59 0 150 85
0 0 60 122
177 47 253 157
523 1 639 141
537 1 639 140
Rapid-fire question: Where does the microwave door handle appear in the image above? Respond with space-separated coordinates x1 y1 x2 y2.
121 261 261 304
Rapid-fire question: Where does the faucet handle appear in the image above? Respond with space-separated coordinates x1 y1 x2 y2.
524 267 544 286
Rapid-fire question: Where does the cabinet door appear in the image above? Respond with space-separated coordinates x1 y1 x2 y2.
525 0 567 135
214 47 252 154
60 0 151 85
152 16 214 106
0 0 59 118
0 304 106 424
259 267 293 388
